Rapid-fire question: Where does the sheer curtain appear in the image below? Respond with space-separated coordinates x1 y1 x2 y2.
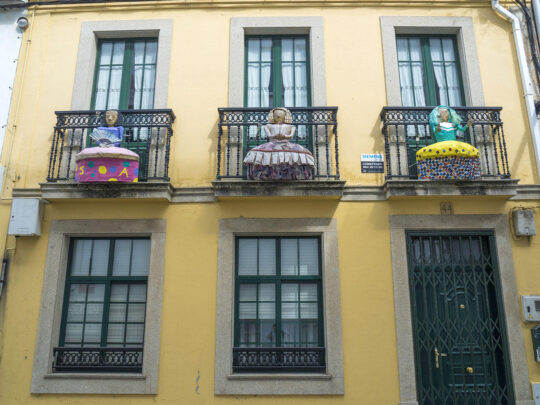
94 41 125 110
397 38 426 107
282 39 295 107
247 39 272 139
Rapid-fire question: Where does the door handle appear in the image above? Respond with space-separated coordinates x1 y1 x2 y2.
434 347 448 369
467 367 474 374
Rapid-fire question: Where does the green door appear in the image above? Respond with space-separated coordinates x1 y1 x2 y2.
406 232 514 405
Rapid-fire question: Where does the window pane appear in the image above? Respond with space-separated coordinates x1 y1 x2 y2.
100 42 113 64
442 38 456 61
247 39 260 62
107 66 123 109
294 38 306 62
86 284 105 302
108 304 127 322
282 303 298 319
281 283 298 302
69 284 87 302
107 324 125 343
409 38 422 61
258 239 276 275
282 39 293 62
300 284 317 301
111 41 125 65
239 303 256 319
90 240 109 276
84 323 102 343
71 240 92 276
129 284 147 302
260 39 272 62
281 239 298 275
85 303 104 322
64 324 83 343
396 38 409 61
299 239 319 275
239 284 256 301
66 303 84 322
131 240 150 276
128 304 146 322
110 284 128 302
113 240 131 276
238 239 257 275
145 40 158 64
259 283 275 301
126 324 144 343
134 41 146 64
300 303 318 319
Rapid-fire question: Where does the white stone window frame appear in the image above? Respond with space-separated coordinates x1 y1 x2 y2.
380 16 485 107
215 218 344 395
31 219 166 395
389 215 533 405
71 19 173 110
228 17 327 107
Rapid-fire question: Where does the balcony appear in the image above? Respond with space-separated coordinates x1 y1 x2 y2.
380 107 518 198
41 109 175 199
232 347 326 373
52 347 143 373
213 107 344 198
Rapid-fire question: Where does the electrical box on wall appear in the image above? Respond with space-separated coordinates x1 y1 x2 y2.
8 198 42 236
513 209 536 236
522 296 540 322
533 383 540 405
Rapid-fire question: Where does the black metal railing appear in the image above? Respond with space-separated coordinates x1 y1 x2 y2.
47 109 175 182
52 347 143 373
232 347 326 373
380 107 510 180
217 107 339 180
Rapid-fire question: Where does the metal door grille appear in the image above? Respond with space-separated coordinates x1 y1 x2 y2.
407 232 514 405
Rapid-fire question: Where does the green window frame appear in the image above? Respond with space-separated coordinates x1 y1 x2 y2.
234 237 324 350
58 238 150 349
244 36 312 109
396 35 465 107
91 38 158 111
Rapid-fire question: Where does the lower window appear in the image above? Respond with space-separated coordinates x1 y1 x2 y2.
233 237 325 373
54 238 150 373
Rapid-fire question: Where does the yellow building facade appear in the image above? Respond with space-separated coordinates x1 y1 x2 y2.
0 1 539 404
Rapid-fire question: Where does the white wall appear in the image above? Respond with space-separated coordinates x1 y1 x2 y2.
0 8 26 189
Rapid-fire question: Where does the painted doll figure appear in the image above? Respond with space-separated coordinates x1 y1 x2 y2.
430 105 473 143
243 107 315 180
89 109 124 147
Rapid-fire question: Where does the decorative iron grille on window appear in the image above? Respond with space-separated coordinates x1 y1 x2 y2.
52 347 143 373
380 107 510 180
217 107 339 180
46 109 175 182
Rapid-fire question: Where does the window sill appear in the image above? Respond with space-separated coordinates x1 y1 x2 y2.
44 373 146 380
227 373 333 380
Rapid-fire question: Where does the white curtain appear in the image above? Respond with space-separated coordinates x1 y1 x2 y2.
429 39 448 106
281 39 294 107
94 42 124 110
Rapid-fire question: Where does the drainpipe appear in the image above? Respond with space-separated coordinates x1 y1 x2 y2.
492 0 540 181
532 0 540 46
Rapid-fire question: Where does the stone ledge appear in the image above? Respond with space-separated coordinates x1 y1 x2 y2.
385 179 519 198
211 180 345 198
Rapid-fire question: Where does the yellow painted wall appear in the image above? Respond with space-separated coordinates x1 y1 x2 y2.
2 3 537 196
0 198 537 403
1 1 540 404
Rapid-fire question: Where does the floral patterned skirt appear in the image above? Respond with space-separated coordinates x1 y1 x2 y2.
244 141 314 180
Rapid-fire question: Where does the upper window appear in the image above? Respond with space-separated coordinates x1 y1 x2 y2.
91 39 158 110
233 237 325 373
245 37 311 108
397 36 464 107
54 238 150 373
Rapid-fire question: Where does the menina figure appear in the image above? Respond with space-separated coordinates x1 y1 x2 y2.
243 107 315 180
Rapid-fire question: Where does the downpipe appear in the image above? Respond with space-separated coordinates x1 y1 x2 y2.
492 0 540 181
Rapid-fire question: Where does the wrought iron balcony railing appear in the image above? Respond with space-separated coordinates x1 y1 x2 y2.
380 107 510 180
217 107 339 180
232 347 326 373
47 109 175 182
52 347 143 373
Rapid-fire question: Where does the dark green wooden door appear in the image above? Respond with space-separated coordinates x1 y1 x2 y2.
407 232 514 405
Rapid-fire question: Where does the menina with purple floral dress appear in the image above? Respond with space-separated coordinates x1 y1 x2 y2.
243 108 315 180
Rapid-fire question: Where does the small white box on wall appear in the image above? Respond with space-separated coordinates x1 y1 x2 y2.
8 198 43 236
513 209 536 236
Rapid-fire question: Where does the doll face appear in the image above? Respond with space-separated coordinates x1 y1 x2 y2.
440 109 450 122
105 110 118 126
273 109 286 123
